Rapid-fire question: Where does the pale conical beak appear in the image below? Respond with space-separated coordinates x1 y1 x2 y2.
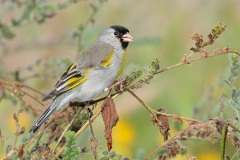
122 33 133 42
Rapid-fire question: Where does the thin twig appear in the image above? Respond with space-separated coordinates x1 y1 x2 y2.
87 107 101 152
20 89 45 107
154 110 200 123
231 148 240 160
0 80 46 97
5 88 41 115
21 83 46 97
155 49 239 75
221 124 228 160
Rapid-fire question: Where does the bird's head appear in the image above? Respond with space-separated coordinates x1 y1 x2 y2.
100 25 133 50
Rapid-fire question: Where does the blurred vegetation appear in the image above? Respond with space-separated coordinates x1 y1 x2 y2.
0 0 240 160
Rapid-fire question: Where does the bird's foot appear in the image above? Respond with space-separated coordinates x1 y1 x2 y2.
84 101 94 118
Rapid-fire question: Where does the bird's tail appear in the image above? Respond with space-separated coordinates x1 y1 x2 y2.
29 101 56 133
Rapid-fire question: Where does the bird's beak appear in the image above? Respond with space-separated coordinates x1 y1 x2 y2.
122 33 133 42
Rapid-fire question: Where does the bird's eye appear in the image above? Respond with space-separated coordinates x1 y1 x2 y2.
114 31 119 36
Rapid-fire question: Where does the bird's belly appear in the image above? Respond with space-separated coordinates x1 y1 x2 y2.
74 66 118 102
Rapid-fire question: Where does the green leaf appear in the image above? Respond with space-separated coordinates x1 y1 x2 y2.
62 131 81 160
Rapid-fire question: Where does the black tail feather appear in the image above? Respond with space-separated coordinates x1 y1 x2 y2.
29 105 56 133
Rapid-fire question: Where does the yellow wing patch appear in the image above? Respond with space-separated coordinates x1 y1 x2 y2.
100 50 114 67
66 76 87 90
65 67 91 91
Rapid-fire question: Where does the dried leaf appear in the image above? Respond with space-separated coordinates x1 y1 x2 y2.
101 97 119 151
151 108 170 141
17 145 24 159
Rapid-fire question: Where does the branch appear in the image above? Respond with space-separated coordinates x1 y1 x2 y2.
0 80 46 97
155 47 239 75
5 87 41 115
154 110 200 124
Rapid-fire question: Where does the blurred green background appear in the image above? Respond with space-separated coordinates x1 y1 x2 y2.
1 0 240 159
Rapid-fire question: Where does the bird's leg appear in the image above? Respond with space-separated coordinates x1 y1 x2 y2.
87 107 93 118
107 75 130 92
89 101 97 111
84 101 94 118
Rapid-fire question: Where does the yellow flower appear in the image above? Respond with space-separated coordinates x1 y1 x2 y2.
112 119 135 157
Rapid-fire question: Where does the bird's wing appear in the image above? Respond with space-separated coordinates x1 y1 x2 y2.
76 41 115 69
42 41 114 101
42 63 86 101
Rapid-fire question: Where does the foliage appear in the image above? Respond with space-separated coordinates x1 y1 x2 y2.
61 131 81 160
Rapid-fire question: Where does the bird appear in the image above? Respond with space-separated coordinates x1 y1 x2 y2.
29 25 133 133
